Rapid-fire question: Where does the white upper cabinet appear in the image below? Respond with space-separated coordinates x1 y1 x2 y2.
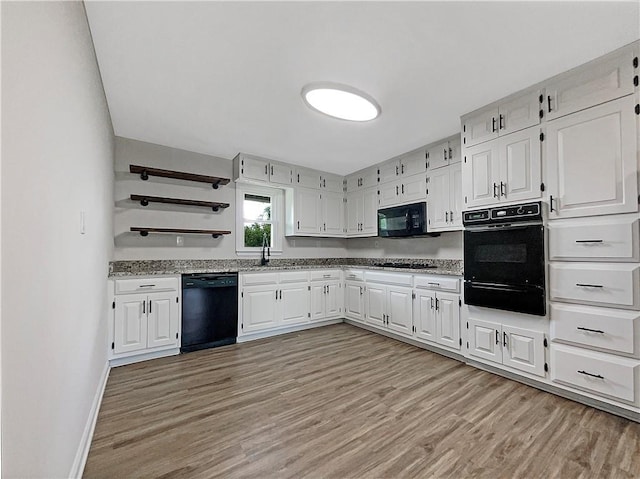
428 162 463 232
346 187 377 237
320 172 344 193
378 175 427 208
320 191 344 236
269 162 292 185
378 159 400 184
399 147 427 177
545 46 636 121
233 153 292 185
426 136 461 170
462 90 541 148
346 166 379 192
287 187 321 235
463 126 541 208
546 95 638 219
294 167 321 189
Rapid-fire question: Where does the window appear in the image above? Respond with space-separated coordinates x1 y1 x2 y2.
236 184 283 254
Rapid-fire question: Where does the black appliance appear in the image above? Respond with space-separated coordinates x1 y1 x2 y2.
378 202 438 237
463 202 545 316
181 273 238 353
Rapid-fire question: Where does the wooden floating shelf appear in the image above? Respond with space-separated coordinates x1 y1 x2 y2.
130 194 230 212
129 164 230 189
131 227 232 239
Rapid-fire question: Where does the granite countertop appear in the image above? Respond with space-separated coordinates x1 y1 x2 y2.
109 258 463 278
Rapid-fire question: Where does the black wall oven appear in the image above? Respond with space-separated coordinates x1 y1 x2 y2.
463 202 546 316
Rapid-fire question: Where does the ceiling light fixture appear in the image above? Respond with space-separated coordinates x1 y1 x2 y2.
301 82 380 122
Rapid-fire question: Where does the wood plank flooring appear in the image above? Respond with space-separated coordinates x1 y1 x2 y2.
84 324 640 478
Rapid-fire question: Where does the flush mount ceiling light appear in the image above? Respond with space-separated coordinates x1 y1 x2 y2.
301 82 381 122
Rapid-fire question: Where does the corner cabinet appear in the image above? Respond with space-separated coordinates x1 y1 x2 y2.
233 153 292 186
545 95 638 219
285 188 345 237
109 276 181 366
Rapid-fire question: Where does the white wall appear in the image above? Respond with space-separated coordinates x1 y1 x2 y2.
114 137 348 260
2 2 114 477
347 232 463 260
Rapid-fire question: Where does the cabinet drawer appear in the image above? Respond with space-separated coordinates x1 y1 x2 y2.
241 272 279 286
344 270 364 281
310 270 341 281
364 271 413 287
548 215 639 261
279 271 308 283
549 263 640 310
551 344 639 404
551 303 640 357
115 277 179 294
413 275 460 292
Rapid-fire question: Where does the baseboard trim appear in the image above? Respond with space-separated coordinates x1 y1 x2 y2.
237 319 344 343
69 361 110 478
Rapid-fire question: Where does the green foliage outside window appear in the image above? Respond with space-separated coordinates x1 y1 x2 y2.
244 223 271 247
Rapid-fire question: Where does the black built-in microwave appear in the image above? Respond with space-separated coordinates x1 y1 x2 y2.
378 202 438 237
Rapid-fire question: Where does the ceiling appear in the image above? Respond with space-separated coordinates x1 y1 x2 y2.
85 1 640 176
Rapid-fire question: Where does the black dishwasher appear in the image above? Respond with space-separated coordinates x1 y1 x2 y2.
181 273 238 353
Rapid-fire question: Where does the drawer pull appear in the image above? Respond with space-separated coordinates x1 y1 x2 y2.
139 284 156 288
348 274 356 279
575 239 604 243
577 370 604 380
576 326 605 334
576 283 603 288
427 282 440 286
323 274 332 278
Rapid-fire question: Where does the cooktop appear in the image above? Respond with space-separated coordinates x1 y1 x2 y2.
373 262 438 269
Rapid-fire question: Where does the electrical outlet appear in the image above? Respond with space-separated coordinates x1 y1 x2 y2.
374 240 379 248
176 235 184 246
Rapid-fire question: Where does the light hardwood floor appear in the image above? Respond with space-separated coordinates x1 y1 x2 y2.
85 324 640 478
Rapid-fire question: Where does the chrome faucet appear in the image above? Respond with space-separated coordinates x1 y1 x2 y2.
260 233 270 266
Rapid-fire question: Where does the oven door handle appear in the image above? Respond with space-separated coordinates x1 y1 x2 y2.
466 282 540 293
464 222 543 232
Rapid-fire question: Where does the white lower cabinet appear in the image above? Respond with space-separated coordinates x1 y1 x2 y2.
111 277 181 362
413 290 461 350
311 281 342 321
242 284 280 333
468 318 546 377
364 272 413 335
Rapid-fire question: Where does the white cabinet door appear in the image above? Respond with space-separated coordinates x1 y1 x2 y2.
400 174 427 204
325 282 341 318
345 282 365 321
321 191 344 236
499 127 541 203
500 91 541 136
378 181 400 208
449 162 463 228
426 141 450 170
545 48 635 120
321 173 343 193
269 163 292 185
147 292 179 349
310 283 325 321
502 325 546 377
414 290 436 342
242 285 279 333
362 188 378 235
240 156 269 182
427 167 450 230
295 167 321 189
468 318 502 364
379 160 400 184
294 188 321 234
345 191 361 235
546 96 638 219
401 149 427 177
435 292 460 350
448 137 461 164
366 284 386 327
463 106 499 147
114 294 148 354
387 286 413 335
463 140 500 208
280 284 309 325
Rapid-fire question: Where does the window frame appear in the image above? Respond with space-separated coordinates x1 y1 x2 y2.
235 184 284 255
